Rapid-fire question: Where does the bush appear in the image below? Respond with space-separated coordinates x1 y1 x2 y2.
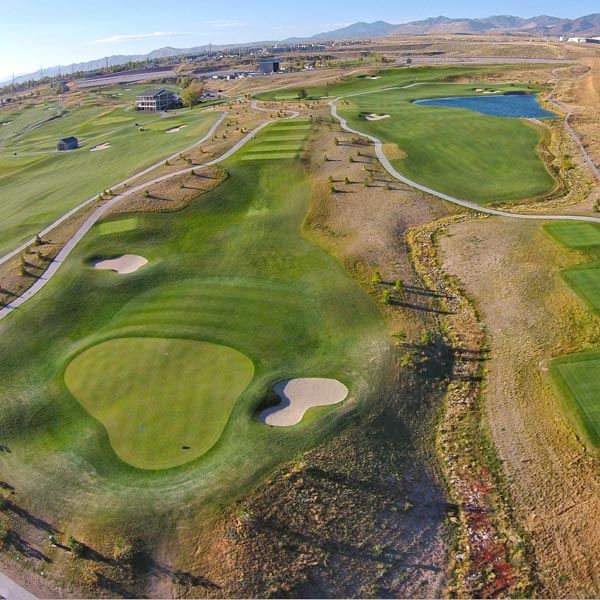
68 535 84 558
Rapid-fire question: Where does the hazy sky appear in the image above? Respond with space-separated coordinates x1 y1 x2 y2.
1 0 598 81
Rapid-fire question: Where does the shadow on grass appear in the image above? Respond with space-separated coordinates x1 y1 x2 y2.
8 531 52 563
6 499 58 534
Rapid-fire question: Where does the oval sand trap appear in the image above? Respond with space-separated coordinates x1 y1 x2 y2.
90 143 110 152
366 113 390 121
94 254 147 274
166 125 186 133
260 378 349 426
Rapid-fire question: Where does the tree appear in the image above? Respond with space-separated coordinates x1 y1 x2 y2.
298 88 308 100
182 82 204 108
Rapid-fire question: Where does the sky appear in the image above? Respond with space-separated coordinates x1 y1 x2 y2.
1 0 598 81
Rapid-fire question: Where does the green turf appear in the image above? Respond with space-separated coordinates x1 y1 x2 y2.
0 119 386 524
64 338 254 469
339 82 555 204
546 222 600 248
551 353 600 446
255 65 523 101
242 152 299 160
97 217 139 235
0 85 219 256
238 118 310 161
562 264 600 311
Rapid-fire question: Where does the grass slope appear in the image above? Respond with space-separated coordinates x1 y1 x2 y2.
0 86 218 256
64 338 254 470
0 120 386 527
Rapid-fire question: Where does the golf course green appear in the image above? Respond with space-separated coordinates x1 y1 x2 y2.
0 118 386 523
64 337 254 469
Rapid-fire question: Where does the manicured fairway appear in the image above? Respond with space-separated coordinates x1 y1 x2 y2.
256 65 494 101
546 222 600 248
551 353 600 446
340 82 555 204
0 86 219 255
64 338 254 470
240 118 311 160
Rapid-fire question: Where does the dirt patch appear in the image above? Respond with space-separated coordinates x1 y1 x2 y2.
112 165 227 215
93 255 147 274
382 143 407 160
260 378 349 426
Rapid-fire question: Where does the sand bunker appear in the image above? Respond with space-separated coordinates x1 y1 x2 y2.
90 143 110 152
94 254 147 274
166 125 186 133
366 113 390 121
482 90 503 94
367 76 381 80
260 378 349 426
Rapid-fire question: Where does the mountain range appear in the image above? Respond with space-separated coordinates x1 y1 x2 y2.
4 13 600 86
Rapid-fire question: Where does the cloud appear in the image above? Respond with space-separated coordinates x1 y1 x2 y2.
92 23 243 44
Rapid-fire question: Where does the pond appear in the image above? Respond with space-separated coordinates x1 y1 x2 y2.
413 93 556 119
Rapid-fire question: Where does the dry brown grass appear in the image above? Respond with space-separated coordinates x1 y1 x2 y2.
441 216 600 597
111 166 226 215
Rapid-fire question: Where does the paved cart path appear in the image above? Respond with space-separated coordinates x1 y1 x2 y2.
0 107 298 322
0 571 38 600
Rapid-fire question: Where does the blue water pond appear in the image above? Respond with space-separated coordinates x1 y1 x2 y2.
413 93 556 119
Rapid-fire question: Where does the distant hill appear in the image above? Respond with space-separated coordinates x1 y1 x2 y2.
309 21 397 40
4 14 600 86
386 13 600 36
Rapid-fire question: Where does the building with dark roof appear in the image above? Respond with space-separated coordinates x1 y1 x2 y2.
135 88 180 111
56 136 78 151
258 58 281 74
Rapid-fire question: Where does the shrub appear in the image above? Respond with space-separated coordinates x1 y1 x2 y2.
68 535 84 558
